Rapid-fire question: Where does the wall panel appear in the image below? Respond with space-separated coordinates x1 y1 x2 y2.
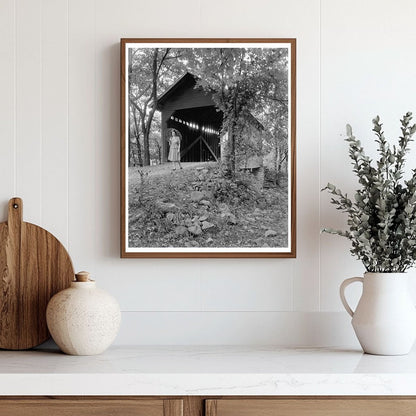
15 0 42 225
41 0 69 246
68 0 96 272
0 0 16 220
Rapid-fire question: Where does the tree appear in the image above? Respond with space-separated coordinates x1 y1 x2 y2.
128 48 184 165
259 98 288 184
188 47 288 176
245 48 289 183
129 102 143 167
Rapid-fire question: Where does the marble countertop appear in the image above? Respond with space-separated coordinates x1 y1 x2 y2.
1 345 416 396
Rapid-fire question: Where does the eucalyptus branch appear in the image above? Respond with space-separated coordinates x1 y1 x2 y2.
322 113 416 272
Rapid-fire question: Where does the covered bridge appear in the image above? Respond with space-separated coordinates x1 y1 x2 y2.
156 72 265 180
156 72 223 163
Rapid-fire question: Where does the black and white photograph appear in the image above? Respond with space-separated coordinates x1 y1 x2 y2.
121 39 296 258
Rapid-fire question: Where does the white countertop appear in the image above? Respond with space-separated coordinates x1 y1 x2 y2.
1 345 416 396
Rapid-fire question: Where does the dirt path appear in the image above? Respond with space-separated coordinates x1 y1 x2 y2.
129 161 217 182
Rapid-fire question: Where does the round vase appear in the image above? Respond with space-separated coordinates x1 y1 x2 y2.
340 272 416 355
46 271 121 356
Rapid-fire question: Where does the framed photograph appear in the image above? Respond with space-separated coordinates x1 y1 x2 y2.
121 38 296 258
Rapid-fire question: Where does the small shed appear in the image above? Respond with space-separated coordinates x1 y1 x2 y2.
156 73 223 163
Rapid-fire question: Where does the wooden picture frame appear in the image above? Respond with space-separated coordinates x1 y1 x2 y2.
121 38 296 258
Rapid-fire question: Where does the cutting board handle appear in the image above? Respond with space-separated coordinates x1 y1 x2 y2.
8 197 23 232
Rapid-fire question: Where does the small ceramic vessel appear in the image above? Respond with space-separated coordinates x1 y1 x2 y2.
46 271 121 355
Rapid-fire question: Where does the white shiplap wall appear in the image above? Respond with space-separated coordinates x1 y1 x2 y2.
0 0 415 346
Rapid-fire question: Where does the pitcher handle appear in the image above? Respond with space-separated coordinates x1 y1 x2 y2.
340 277 363 317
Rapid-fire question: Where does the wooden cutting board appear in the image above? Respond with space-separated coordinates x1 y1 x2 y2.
0 197 74 350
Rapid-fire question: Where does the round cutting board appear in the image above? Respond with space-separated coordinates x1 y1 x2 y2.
0 197 74 350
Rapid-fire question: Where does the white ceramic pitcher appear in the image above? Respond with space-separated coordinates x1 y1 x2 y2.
340 272 416 355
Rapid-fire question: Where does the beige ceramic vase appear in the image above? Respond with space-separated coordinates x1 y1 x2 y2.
46 271 121 355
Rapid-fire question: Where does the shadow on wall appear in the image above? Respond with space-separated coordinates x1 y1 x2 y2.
95 42 121 258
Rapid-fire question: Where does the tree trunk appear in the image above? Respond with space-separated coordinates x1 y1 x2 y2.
275 145 280 185
131 104 143 167
226 86 240 177
135 136 143 167
138 111 150 166
228 118 237 177
128 49 134 167
274 127 280 186
155 142 161 164
143 128 151 165
272 107 283 186
140 49 160 166
128 137 134 167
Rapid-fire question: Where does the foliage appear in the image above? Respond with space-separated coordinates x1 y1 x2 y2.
129 46 289 173
213 173 261 206
128 48 184 165
322 113 416 272
128 164 287 248
188 48 288 174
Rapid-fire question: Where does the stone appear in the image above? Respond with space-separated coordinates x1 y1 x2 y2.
227 214 237 225
265 229 278 237
166 212 175 222
199 199 210 206
174 225 188 235
155 200 178 213
206 237 214 244
203 190 214 200
184 218 193 227
188 224 202 236
199 215 209 222
190 191 205 202
218 203 230 212
202 221 215 230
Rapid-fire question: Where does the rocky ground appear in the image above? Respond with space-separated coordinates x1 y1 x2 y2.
128 162 288 248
